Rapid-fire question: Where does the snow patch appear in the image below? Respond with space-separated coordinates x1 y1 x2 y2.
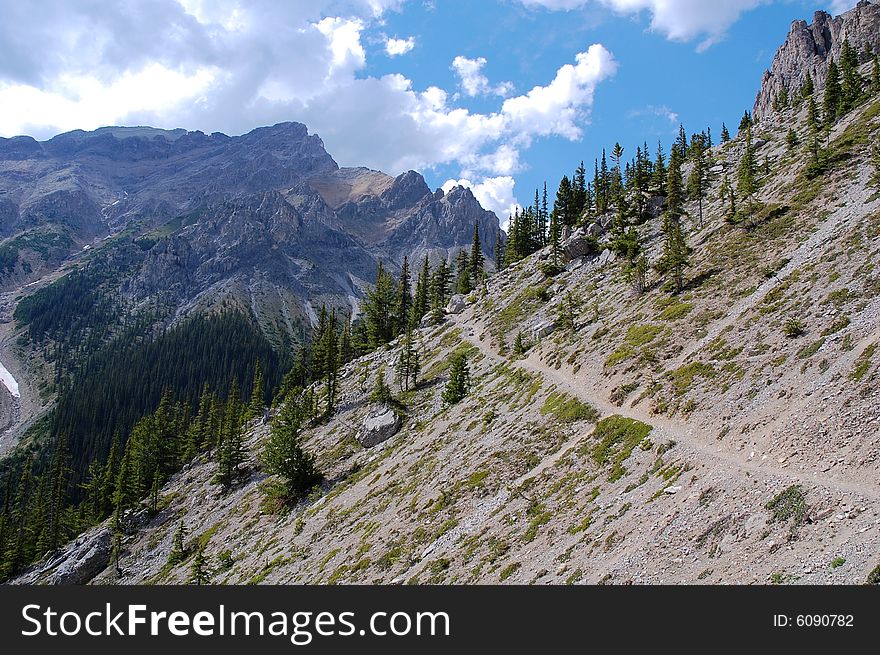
0 361 20 399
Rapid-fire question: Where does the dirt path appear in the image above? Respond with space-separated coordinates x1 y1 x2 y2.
456 315 880 502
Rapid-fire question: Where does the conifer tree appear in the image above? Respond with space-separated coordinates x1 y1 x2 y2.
262 394 322 505
396 256 412 336
824 59 842 123
801 73 814 98
215 380 244 489
338 318 353 366
687 133 708 227
369 365 393 405
737 122 758 221
666 146 685 223
839 39 863 113
168 522 188 565
248 361 265 420
395 326 420 392
652 142 667 194
364 263 397 347
469 223 485 283
657 219 691 294
412 255 430 323
571 163 587 219
721 123 731 143
513 331 527 356
494 228 506 271
553 175 574 227
675 125 688 159
541 183 550 239
720 174 736 224
442 352 470 406
738 110 752 132
806 96 822 172
189 542 210 585
454 249 472 295
548 209 562 268
429 260 451 323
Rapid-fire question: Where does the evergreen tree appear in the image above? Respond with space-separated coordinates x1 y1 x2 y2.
442 352 470 406
824 59 842 123
454 249 472 295
720 174 736 224
469 223 485 283
262 394 322 505
553 175 574 227
806 96 822 172
541 183 550 239
364 263 397 347
369 365 393 405
248 361 265 420
666 146 685 224
738 110 752 132
785 128 799 150
675 124 688 159
412 255 430 324
168 522 188 565
872 53 880 94
657 219 691 294
801 73 814 98
396 256 412 336
721 123 731 143
651 142 667 194
395 326 420 392
571 162 587 219
429 259 451 323
737 122 758 221
548 208 562 268
687 133 709 227
338 318 353 366
494 228 506 271
839 38 863 113
215 380 244 489
189 542 210 585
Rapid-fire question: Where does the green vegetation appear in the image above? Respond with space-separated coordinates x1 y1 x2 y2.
605 324 664 367
666 362 716 396
766 485 807 526
851 343 876 381
540 391 599 424
587 416 653 482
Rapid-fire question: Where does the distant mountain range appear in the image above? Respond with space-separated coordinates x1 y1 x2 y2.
0 122 500 340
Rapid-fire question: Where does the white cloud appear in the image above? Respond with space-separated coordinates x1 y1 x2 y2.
502 44 617 141
519 0 769 50
627 104 679 124
452 56 513 97
384 36 416 56
827 1 855 15
443 177 520 224
0 2 618 223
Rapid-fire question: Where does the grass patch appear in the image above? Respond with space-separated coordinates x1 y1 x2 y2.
666 362 716 396
587 416 653 482
765 485 807 526
851 343 876 381
540 391 599 424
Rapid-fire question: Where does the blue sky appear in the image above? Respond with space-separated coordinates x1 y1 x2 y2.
0 0 857 220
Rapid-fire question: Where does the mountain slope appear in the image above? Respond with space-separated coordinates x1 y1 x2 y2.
21 70 879 587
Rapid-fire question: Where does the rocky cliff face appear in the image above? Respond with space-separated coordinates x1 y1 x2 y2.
753 1 880 122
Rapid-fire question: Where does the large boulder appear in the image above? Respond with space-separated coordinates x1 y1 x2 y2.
529 320 556 341
48 526 113 585
562 228 597 262
445 294 468 315
357 404 402 448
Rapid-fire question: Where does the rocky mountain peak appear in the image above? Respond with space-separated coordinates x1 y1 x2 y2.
753 0 880 122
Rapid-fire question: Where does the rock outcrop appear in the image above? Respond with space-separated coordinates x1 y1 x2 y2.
753 1 880 122
357 404 402 448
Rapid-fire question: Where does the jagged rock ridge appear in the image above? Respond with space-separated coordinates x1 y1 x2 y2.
754 1 880 121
